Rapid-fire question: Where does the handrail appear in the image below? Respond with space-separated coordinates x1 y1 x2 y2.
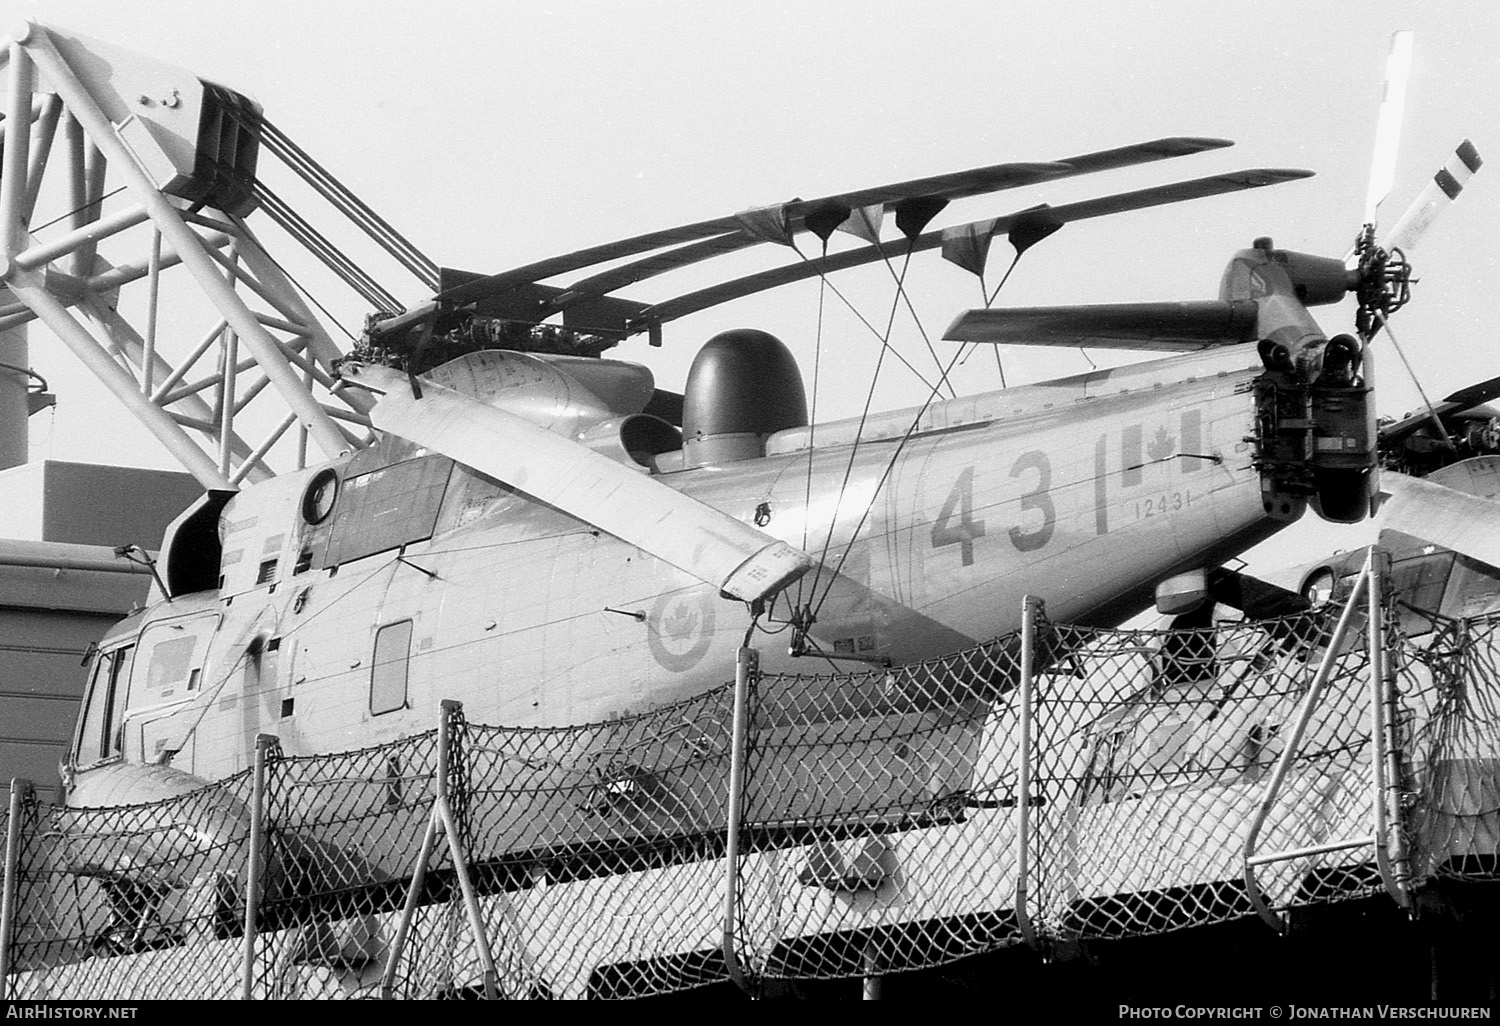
1367 551 1411 909
721 647 756 994
0 778 32 995
1241 547 1408 930
240 735 275 1000
1014 595 1040 949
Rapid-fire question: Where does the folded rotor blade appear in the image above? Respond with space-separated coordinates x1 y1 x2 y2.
631 169 1313 331
1381 139 1483 253
345 365 812 603
1382 473 1500 570
542 137 1234 311
1363 29 1414 227
1439 373 1500 411
1378 371 1500 447
942 300 1260 350
418 137 1234 322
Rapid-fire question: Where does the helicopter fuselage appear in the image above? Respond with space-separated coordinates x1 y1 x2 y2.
67 346 1280 786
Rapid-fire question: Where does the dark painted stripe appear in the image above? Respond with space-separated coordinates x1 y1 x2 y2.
1094 434 1109 535
1122 424 1142 487
1457 138 1483 174
1435 167 1463 200
1181 409 1204 473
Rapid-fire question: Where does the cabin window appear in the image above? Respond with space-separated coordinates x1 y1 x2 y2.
133 613 220 707
370 620 413 715
323 457 450 567
74 645 136 765
147 635 198 693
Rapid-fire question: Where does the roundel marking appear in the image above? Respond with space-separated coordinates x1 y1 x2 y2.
647 590 716 673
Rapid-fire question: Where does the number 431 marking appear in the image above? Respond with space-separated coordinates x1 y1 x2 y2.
931 466 986 565
931 453 1056 566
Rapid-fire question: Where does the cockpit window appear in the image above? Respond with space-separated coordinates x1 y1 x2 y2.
74 645 135 765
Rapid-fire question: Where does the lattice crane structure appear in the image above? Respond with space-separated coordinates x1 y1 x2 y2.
0 21 435 488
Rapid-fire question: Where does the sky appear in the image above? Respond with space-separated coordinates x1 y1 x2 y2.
5 0 1499 577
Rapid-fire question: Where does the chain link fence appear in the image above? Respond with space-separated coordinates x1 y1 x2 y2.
3 602 1496 999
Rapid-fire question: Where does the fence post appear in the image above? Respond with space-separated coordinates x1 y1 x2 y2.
241 734 276 1000
1 777 33 993
861 938 882 1000
1366 549 1411 909
1014 596 1040 949
721 646 756 993
1243 553 1372 931
381 701 498 999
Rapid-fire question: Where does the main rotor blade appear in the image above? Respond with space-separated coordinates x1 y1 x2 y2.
541 137 1235 313
344 365 812 603
1382 473 1500 570
1363 29 1414 228
1379 371 1500 448
374 138 1239 342
631 168 1313 332
943 300 1260 350
1381 139 1483 253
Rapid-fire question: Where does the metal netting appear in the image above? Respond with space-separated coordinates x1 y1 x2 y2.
1400 613 1500 886
735 636 1021 983
3 601 1497 999
1027 611 1385 946
5 771 256 1000
255 729 439 999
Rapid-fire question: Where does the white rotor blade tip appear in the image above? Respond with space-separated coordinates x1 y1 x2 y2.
1363 29 1414 228
1382 138 1484 253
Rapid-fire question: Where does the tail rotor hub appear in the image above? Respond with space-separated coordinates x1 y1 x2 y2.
1353 226 1413 339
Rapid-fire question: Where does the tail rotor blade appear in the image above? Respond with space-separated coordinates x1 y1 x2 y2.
1381 139 1484 253
1362 29 1414 228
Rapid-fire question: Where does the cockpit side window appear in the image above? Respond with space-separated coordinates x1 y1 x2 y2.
74 645 136 766
104 646 136 758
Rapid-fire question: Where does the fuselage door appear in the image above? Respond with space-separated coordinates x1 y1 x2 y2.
121 610 222 763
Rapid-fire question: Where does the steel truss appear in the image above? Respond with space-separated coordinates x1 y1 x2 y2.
0 22 413 488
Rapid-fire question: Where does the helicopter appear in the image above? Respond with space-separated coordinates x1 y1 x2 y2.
0 23 1477 928
8 23 1453 778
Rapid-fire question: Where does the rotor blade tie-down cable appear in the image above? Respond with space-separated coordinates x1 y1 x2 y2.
872 233 957 400
957 250 1025 368
809 244 1032 620
809 346 976 621
805 241 920 604
792 236 829 615
785 248 939 394
954 271 1007 385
